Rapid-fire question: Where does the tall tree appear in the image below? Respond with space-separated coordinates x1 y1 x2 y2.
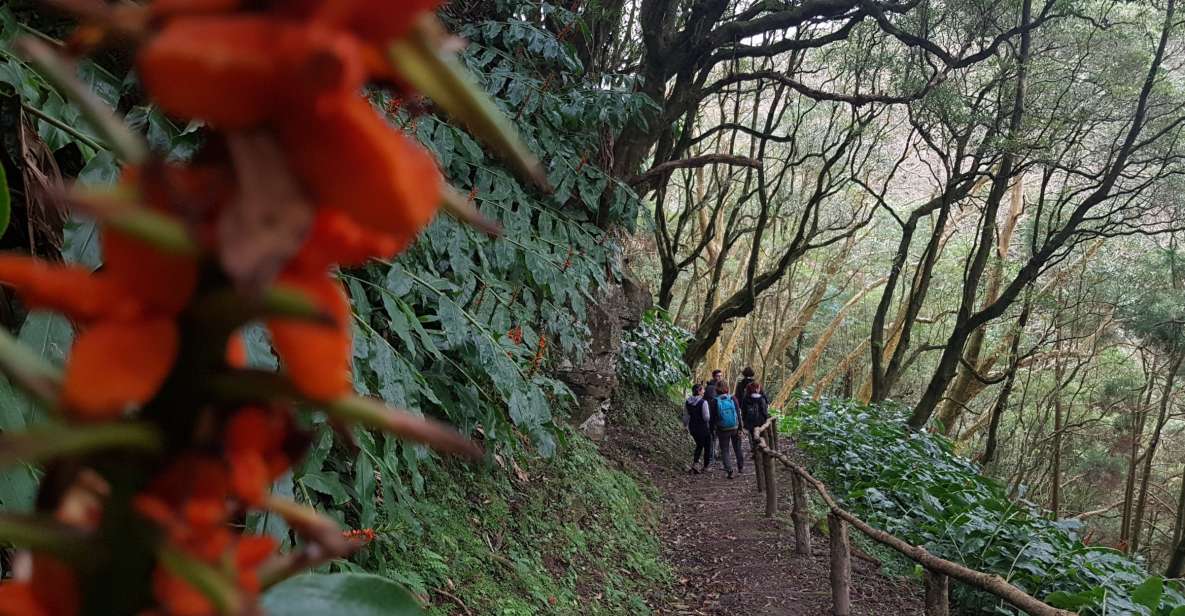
908 0 1184 429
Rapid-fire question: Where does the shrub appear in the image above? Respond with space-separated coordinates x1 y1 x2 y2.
618 310 691 394
789 398 1185 616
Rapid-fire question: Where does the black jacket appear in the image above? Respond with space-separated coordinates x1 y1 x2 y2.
684 396 711 433
735 376 755 398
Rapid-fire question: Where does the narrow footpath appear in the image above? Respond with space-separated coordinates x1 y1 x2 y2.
641 442 923 615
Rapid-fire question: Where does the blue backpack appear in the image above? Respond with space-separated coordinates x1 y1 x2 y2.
716 395 738 430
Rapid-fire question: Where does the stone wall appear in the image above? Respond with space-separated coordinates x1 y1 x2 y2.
557 272 651 441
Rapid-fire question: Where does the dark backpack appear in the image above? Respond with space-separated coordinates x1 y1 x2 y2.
716 395 738 430
742 395 768 427
685 399 708 430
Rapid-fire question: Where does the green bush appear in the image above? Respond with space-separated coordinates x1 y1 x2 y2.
618 309 691 394
789 397 1185 616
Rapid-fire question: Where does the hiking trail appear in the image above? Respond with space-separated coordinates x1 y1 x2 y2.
625 434 924 615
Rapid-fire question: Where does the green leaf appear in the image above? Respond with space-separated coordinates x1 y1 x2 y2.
62 218 101 268
0 160 10 239
298 471 350 505
248 471 293 547
242 325 278 371
262 573 423 616
1131 576 1163 610
19 311 73 367
1169 606 1185 616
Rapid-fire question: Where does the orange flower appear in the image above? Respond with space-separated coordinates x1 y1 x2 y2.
62 318 179 420
224 406 294 506
138 17 284 129
267 273 351 400
225 332 248 368
343 528 376 543
277 93 442 242
103 226 198 315
149 530 275 613
138 17 365 129
0 255 183 420
0 555 80 616
287 209 401 275
0 583 51 616
234 535 277 593
153 568 214 616
0 256 138 323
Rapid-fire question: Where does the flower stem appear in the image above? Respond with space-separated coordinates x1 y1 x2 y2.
0 513 91 560
325 395 482 459
0 422 161 468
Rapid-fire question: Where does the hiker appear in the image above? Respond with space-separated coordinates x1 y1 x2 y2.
705 369 725 463
735 366 756 403
705 369 724 399
683 383 712 473
712 383 744 479
741 381 770 456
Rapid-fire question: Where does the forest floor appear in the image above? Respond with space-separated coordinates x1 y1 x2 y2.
646 453 924 615
603 389 924 615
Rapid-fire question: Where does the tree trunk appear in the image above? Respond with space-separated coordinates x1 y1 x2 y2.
1167 538 1185 579
1050 385 1064 519
1130 351 1182 554
1050 330 1066 518
936 178 1024 433
1166 467 1185 578
978 294 1029 466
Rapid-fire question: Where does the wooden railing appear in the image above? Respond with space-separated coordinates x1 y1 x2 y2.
751 418 1076 616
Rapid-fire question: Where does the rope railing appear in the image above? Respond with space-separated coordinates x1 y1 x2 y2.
752 419 1076 616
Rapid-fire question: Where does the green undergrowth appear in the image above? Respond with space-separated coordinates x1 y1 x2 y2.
334 425 671 615
605 383 688 471
786 396 1185 616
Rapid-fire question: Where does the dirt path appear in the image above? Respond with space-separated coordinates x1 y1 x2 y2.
641 440 924 615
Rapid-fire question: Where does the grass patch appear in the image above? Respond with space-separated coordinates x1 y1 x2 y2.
344 425 672 615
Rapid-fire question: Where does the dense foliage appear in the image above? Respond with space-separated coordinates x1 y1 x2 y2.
339 426 669 615
618 309 690 394
292 3 653 550
788 397 1185 616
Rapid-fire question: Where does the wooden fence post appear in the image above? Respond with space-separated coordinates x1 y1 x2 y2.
924 569 949 616
754 430 765 493
829 512 851 616
791 471 811 555
764 444 777 517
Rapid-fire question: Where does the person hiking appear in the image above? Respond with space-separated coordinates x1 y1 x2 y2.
683 383 712 473
705 369 723 399
712 383 744 479
735 366 756 405
705 369 725 464
741 381 770 457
